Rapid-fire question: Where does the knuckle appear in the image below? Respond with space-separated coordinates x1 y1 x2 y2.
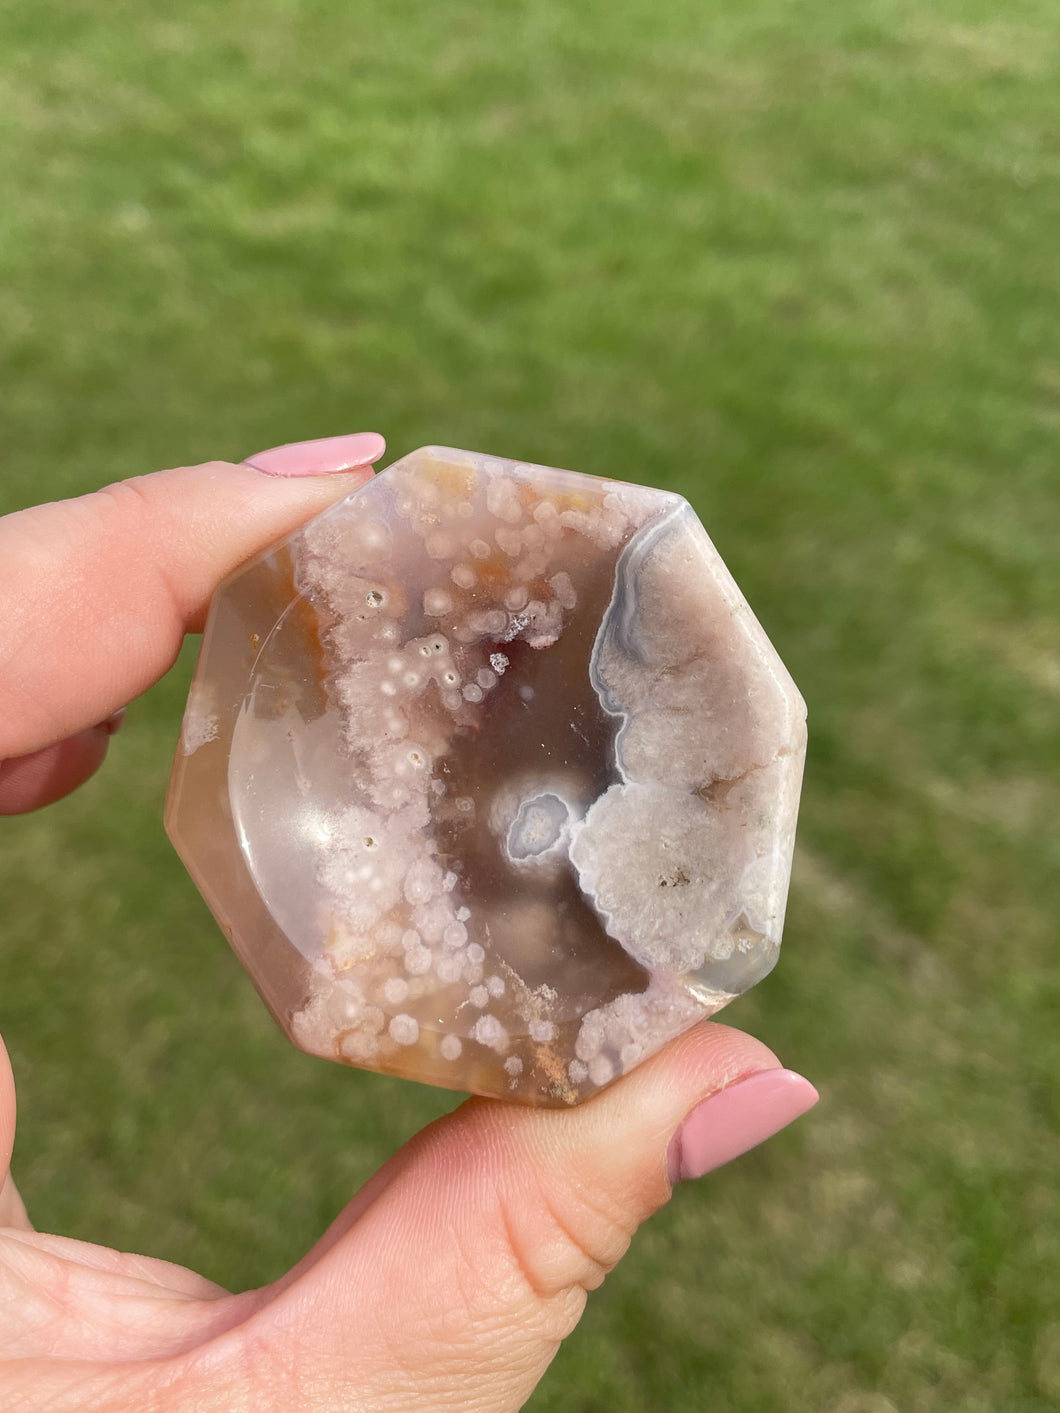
497 1173 637 1305
92 474 160 528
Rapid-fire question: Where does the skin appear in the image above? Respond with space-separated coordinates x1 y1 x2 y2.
0 460 786 1412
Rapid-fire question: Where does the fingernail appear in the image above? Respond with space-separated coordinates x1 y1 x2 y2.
667 1068 819 1184
243 432 387 478
100 708 126 736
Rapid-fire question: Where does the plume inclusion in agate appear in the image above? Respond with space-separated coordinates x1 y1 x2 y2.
166 447 806 1106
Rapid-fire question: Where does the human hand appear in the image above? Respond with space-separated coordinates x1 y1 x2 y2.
0 436 818 1412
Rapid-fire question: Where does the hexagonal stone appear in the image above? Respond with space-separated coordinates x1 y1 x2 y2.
166 447 806 1105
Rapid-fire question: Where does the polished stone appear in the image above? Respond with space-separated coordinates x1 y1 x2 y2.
166 447 806 1104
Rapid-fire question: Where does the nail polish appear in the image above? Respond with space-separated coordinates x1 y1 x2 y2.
667 1069 819 1183
243 432 386 478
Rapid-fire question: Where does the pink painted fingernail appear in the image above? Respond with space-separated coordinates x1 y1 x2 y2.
243 432 387 478
667 1069 818 1184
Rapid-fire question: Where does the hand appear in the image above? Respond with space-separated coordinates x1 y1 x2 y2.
0 436 818 1412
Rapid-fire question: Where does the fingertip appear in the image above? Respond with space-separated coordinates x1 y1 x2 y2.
0 725 111 814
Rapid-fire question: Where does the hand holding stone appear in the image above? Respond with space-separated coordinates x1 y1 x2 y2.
0 439 816 1412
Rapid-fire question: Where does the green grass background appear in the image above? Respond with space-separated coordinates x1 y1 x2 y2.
1 0 1058 1408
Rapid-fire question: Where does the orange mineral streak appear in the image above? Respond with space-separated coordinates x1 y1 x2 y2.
471 552 515 593
265 545 333 705
417 456 479 502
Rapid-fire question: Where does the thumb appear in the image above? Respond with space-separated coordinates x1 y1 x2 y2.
243 1022 817 1413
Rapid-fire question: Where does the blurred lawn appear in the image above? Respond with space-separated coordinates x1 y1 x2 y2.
1 0 1058 1409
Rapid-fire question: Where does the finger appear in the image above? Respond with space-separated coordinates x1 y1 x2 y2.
0 1173 30 1229
0 1034 16 1182
0 723 112 815
0 432 385 760
241 1022 817 1413
0 1035 31 1230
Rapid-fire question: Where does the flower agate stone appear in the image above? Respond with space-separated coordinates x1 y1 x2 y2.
166 447 806 1106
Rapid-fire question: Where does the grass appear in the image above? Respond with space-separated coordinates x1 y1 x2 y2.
1 0 1058 1408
